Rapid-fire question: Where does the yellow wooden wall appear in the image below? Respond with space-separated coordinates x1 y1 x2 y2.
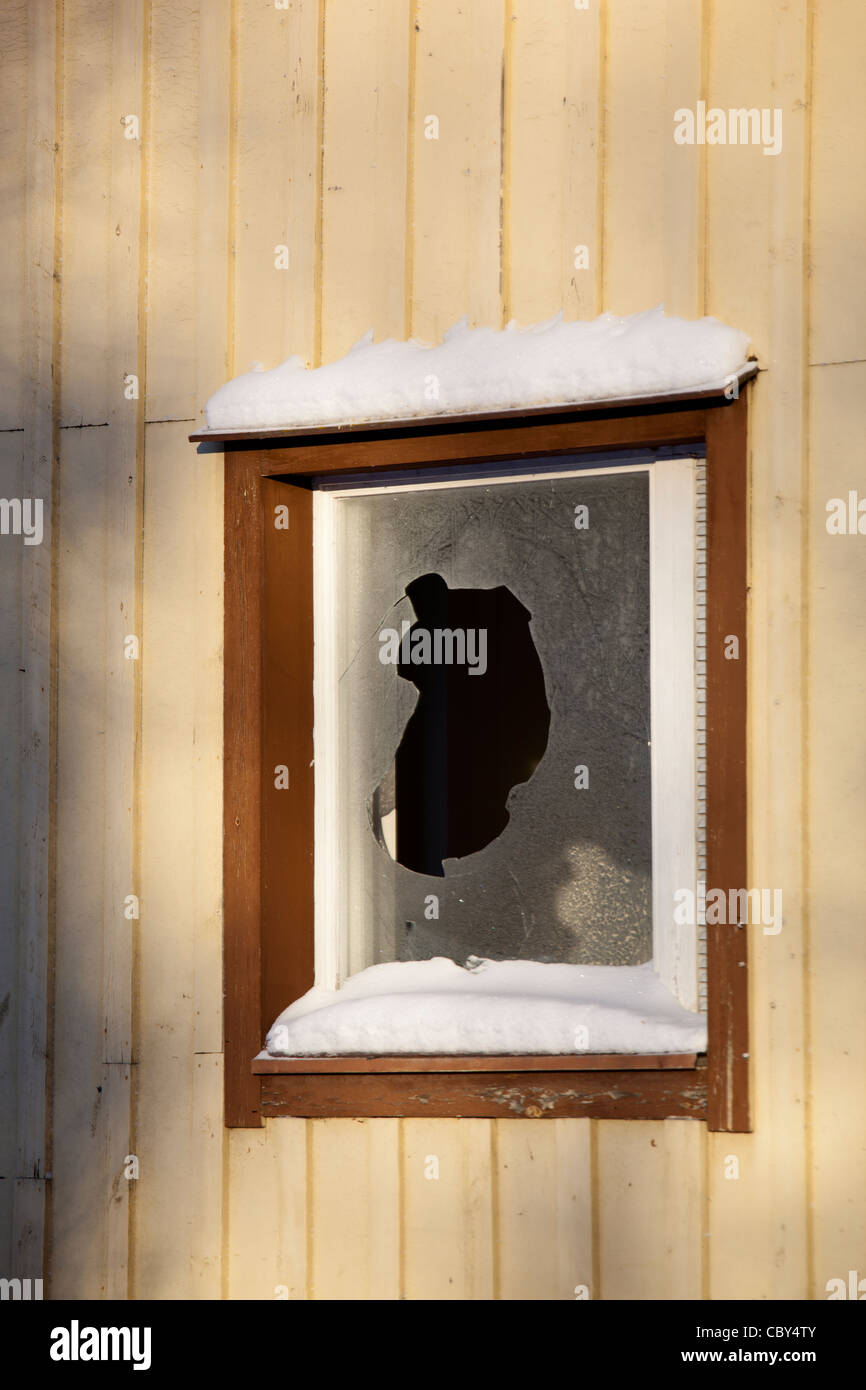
1 0 864 1299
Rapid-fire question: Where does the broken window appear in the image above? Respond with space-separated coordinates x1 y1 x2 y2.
373 571 551 875
315 462 674 983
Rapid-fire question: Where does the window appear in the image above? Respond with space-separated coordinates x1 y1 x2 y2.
311 458 697 1005
207 384 750 1129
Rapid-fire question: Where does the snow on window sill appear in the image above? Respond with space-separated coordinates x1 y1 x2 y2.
259 957 707 1060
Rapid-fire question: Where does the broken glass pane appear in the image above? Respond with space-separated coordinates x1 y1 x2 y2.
334 469 651 973
372 571 552 875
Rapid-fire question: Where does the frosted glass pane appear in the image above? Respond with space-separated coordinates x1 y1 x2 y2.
333 470 651 973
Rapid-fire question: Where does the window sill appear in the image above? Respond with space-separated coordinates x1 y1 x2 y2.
251 1053 706 1120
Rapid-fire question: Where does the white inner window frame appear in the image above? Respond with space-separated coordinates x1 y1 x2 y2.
312 453 703 1021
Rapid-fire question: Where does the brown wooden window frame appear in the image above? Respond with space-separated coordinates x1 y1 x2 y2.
197 380 751 1130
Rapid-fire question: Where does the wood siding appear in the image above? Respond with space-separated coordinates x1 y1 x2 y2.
1 0 863 1299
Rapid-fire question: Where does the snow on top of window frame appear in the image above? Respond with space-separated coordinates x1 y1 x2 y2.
203 305 752 434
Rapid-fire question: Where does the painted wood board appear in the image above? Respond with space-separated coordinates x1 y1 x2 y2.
809 0 866 366
505 0 600 326
411 0 504 345
319 0 410 363
308 1118 400 1299
0 0 28 431
705 0 810 1300
227 1119 307 1300
233 0 320 379
603 0 702 318
134 422 223 1297
402 1119 495 1299
0 434 26 1276
495 1118 593 1300
806 362 866 1301
597 1118 703 1299
193 0 231 1057
144 0 200 424
51 426 115 1296
57 0 112 429
16 0 57 1283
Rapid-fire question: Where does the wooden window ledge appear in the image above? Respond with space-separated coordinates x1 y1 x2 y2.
251 1052 706 1120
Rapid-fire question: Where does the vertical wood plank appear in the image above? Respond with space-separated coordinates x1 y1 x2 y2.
189 1053 223 1295
496 1119 592 1300
145 0 199 423
196 0 232 420
57 0 111 429
52 427 113 1298
603 0 666 313
52 0 143 1301
597 1119 703 1299
103 1061 133 1295
0 0 29 1277
132 0 228 1297
309 1119 400 1298
703 0 775 354
0 1 28 430
411 0 504 345
603 0 702 317
52 422 139 1299
661 0 703 318
16 0 58 1283
135 422 224 1296
194 0 231 1055
809 0 866 366
103 0 144 1076
227 1120 307 1299
402 1120 494 1299
806 362 866 1299
506 0 600 326
233 0 320 378
318 0 410 363
0 437 24 1275
51 1065 120 1299
705 0 810 1299
9 1179 46 1286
